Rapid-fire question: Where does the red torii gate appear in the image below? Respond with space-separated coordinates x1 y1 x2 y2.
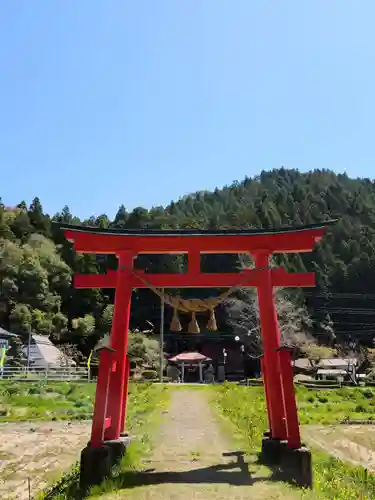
61 221 333 488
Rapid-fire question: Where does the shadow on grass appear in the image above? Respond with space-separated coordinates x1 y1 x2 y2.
112 451 261 488
89 450 287 497
42 451 285 499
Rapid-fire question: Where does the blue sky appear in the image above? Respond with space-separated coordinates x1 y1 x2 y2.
1 1 375 219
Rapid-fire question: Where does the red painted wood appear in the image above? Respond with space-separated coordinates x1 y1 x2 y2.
261 357 272 433
188 250 201 274
104 252 134 442
120 356 131 434
278 349 301 449
74 269 316 289
255 252 287 441
65 227 325 255
64 224 330 452
271 268 316 287
91 349 113 448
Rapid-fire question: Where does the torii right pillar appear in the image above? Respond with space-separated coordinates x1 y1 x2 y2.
255 250 312 488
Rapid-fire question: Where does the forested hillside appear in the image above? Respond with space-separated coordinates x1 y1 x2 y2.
2 167 375 358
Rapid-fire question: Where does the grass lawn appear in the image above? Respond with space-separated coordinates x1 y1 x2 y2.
0 381 96 422
212 383 375 500
296 385 375 424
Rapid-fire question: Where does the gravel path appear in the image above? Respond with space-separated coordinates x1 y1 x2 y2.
103 389 298 500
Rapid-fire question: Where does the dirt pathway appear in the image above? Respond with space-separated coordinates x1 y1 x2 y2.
303 424 375 471
103 389 298 500
0 420 91 500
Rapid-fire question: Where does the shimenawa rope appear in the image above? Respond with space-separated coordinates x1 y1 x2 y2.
124 265 270 333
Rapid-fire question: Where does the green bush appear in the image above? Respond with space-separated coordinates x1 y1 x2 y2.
318 395 329 403
361 389 374 399
355 404 367 413
141 369 158 380
0 407 8 417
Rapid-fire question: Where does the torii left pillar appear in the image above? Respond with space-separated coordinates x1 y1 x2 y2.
80 251 134 489
105 251 134 441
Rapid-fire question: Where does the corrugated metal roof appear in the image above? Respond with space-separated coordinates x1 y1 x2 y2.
317 358 357 368
0 327 19 338
292 358 312 369
23 335 70 367
317 369 347 376
32 335 64 365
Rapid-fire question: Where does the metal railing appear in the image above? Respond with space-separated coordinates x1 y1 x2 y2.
0 365 93 382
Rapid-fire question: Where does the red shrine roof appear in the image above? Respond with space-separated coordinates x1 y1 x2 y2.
169 352 212 363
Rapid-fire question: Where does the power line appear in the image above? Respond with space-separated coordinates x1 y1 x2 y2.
314 331 374 337
305 292 375 299
317 307 375 318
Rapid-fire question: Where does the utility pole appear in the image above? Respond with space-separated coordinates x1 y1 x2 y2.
159 289 165 383
26 326 32 374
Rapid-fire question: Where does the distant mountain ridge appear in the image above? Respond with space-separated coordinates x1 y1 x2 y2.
1 167 375 352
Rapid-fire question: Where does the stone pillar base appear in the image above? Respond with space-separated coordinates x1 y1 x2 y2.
282 446 313 488
260 437 313 489
80 437 129 489
261 436 283 465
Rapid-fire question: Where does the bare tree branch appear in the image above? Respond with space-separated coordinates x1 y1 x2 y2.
225 255 315 355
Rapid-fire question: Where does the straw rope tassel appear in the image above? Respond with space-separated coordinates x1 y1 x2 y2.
207 307 218 331
188 311 200 333
170 307 182 332
124 266 271 335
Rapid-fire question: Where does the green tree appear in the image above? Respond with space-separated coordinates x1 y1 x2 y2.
28 197 50 235
52 311 68 334
6 335 26 367
27 234 72 296
17 244 49 308
72 314 96 336
0 198 15 240
31 309 53 335
9 304 32 334
99 304 114 334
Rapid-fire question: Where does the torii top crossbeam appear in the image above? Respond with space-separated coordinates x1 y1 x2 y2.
63 221 335 255
61 221 336 290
